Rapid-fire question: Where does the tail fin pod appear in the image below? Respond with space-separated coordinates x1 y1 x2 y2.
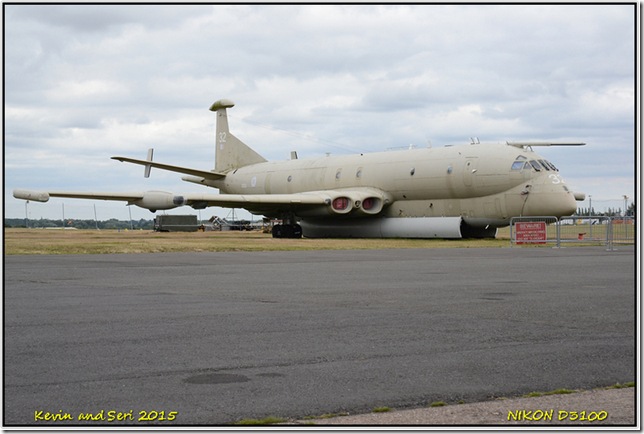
210 99 267 173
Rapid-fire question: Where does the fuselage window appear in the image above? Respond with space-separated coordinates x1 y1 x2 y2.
538 159 550 171
529 160 542 171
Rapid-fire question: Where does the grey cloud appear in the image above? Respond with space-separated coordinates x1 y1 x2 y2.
4 4 635 219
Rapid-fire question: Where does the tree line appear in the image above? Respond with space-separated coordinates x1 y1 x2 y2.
4 218 154 230
6 200 635 229
576 202 635 218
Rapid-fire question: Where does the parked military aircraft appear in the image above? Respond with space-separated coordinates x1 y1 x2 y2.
14 99 586 238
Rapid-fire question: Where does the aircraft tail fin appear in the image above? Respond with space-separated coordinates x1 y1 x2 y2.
210 99 267 173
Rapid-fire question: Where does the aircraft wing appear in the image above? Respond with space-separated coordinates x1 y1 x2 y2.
111 156 226 180
14 189 146 202
14 187 391 216
12 189 185 211
180 192 333 215
13 189 332 214
149 187 392 217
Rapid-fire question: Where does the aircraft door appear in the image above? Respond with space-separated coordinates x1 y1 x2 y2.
264 172 273 194
463 158 478 187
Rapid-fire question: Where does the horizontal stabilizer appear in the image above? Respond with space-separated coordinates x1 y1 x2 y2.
111 156 226 180
507 142 586 148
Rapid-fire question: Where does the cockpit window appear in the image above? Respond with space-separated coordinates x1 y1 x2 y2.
529 160 542 171
538 159 550 171
511 155 528 170
511 161 525 170
545 160 558 171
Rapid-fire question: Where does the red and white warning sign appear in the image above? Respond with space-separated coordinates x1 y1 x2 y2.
515 221 547 244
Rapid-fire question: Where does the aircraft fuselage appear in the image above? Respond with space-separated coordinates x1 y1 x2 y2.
14 98 584 239
189 142 577 233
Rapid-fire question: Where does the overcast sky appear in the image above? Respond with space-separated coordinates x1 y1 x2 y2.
4 4 637 221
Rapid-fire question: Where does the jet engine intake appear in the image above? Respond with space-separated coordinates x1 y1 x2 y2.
352 194 387 215
330 196 353 214
326 189 391 216
294 189 391 218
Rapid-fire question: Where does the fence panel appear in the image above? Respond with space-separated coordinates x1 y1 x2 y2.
555 216 611 244
510 216 559 246
510 216 634 247
609 217 635 245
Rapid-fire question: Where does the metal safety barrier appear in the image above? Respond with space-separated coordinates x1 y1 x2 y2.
509 216 635 248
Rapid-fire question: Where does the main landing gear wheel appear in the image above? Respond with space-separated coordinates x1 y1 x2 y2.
271 224 303 239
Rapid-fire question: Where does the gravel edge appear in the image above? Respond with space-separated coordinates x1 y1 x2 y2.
288 387 636 426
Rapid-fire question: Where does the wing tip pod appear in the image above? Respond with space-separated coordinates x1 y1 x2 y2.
13 189 50 202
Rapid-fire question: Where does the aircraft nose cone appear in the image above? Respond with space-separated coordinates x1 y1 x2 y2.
560 192 579 216
522 186 578 218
